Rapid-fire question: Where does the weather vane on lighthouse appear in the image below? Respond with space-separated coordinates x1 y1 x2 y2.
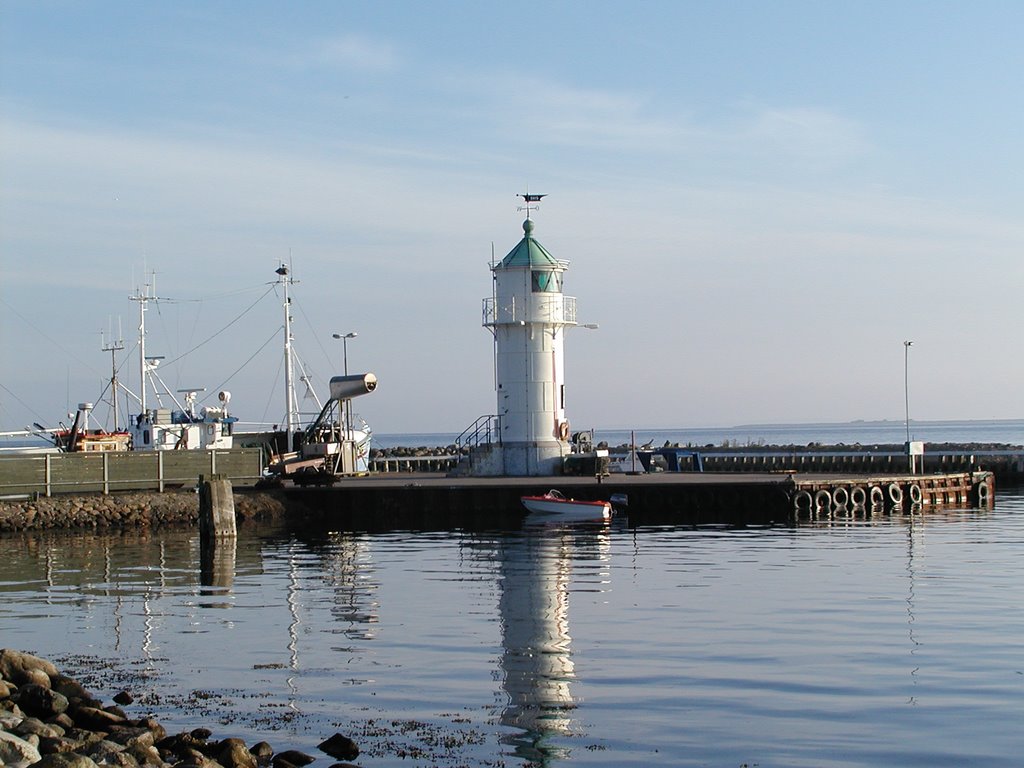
517 192 546 219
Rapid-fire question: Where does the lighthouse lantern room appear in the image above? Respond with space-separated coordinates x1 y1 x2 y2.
480 196 577 476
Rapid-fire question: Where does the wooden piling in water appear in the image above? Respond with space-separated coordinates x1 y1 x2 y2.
199 473 236 538
199 474 236 587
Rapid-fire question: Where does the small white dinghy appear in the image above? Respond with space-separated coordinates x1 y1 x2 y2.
520 489 613 520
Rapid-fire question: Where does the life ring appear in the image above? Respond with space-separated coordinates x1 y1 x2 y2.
832 486 850 507
888 483 904 505
869 486 885 506
793 490 813 512
908 484 923 505
814 489 832 511
558 421 570 441
849 486 867 507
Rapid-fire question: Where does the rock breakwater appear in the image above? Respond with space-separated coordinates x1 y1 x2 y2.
0 649 359 768
0 492 289 533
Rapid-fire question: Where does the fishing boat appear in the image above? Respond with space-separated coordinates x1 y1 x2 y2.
2 406 128 454
258 263 376 483
53 403 131 452
17 275 237 454
123 278 237 451
520 489 613 520
128 389 236 451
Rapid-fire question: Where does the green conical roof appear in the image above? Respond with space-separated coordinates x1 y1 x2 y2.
498 218 561 269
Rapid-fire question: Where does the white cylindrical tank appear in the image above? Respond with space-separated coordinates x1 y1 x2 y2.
329 373 378 401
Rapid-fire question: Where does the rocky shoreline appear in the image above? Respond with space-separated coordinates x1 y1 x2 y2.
0 492 290 533
0 649 360 768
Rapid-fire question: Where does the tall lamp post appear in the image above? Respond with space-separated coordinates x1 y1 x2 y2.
332 331 357 375
332 332 358 437
904 340 913 472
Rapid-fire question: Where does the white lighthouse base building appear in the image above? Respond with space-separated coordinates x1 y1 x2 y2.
465 205 579 477
468 440 567 477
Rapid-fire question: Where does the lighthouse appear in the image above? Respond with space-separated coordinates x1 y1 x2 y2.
479 196 577 476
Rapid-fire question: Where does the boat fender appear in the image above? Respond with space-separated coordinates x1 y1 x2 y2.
814 489 832 510
888 483 903 505
831 486 850 507
849 486 867 508
908 484 923 505
977 482 990 502
869 485 885 506
558 421 570 441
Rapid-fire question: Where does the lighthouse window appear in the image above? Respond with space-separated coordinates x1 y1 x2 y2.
531 270 562 293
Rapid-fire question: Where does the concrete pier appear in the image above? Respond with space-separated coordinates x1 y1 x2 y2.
273 470 996 530
0 469 997 533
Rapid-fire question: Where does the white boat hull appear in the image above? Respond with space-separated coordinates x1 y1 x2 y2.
521 493 612 520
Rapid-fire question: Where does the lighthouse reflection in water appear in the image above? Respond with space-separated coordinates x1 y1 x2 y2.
496 515 612 763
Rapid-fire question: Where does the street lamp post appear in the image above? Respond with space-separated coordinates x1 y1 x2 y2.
332 332 358 438
904 340 913 472
333 331 357 376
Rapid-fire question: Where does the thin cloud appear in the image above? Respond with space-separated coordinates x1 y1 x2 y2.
303 33 400 72
441 71 680 150
740 106 871 169
445 70 870 174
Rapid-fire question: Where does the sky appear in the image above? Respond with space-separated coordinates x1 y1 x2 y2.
2 1 1023 436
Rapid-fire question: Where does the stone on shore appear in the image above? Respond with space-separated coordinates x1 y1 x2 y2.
0 651 59 686
316 734 358 761
34 753 100 768
217 737 257 768
15 684 69 718
0 729 43 767
1 650 371 768
248 741 273 763
50 675 98 705
271 749 314 768
12 717 64 739
70 704 125 730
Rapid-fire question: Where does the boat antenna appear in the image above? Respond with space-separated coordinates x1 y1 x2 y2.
101 319 125 431
129 273 167 415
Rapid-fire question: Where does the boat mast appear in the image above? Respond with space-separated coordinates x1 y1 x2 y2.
276 264 298 435
101 321 125 431
129 276 155 415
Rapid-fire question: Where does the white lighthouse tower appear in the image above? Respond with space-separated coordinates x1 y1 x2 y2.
479 195 577 476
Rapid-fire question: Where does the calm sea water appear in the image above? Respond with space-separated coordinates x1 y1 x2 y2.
2 492 1023 767
6 419 1022 452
